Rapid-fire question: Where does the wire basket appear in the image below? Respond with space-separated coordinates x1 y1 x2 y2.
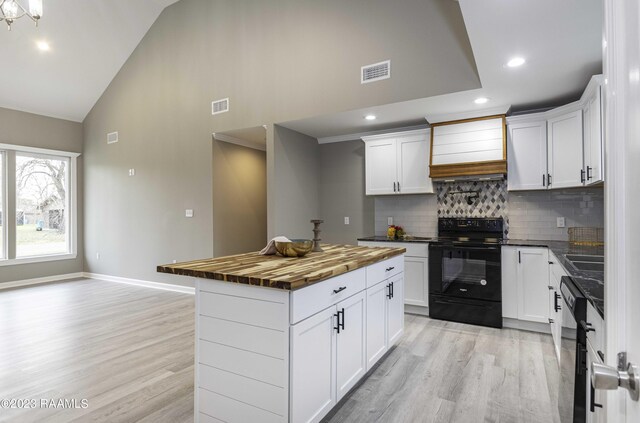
568 227 604 246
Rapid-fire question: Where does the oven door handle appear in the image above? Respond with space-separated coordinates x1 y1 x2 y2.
433 298 492 308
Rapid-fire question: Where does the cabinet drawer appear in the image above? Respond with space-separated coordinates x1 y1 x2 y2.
290 268 365 324
365 256 404 288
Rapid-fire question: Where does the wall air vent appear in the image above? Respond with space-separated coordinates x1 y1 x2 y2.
361 60 391 84
107 131 118 144
212 98 230 115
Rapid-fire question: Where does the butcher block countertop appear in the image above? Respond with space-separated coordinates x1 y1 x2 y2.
157 244 405 290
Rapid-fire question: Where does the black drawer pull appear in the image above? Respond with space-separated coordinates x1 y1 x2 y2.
554 292 562 312
333 286 347 294
334 312 340 334
385 266 395 272
339 308 345 331
597 350 605 361
580 320 595 332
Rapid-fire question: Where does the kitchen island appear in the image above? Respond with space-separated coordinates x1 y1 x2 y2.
158 244 406 423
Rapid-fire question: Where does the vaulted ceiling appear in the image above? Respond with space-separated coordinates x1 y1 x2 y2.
0 0 179 122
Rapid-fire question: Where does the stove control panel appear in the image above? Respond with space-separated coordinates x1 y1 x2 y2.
438 218 504 234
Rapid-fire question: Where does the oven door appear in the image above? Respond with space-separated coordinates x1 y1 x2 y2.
429 244 501 301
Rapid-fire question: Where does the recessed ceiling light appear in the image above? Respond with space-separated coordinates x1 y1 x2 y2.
36 41 50 51
506 57 525 68
364 114 377 121
474 97 489 105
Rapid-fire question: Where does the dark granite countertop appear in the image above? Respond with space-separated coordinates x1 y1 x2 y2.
359 236 605 318
503 239 604 318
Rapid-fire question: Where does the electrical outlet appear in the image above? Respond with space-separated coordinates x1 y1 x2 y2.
128 168 135 176
172 259 177 264
185 209 194 218
387 216 393 226
557 217 566 228
344 217 350 225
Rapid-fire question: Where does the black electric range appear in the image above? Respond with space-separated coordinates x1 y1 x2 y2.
428 218 504 328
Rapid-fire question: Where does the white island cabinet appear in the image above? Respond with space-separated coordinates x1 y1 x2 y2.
159 245 405 423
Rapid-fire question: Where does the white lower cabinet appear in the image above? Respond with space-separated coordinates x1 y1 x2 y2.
387 274 405 346
335 291 367 401
365 280 388 369
502 246 550 324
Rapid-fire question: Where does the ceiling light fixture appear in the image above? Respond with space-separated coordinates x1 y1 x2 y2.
364 114 377 121
474 97 489 105
0 0 43 31
36 40 48 51
506 57 525 68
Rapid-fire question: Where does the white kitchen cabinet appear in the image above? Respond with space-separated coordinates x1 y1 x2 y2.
335 291 367 401
291 306 337 423
502 246 550 324
506 117 548 191
583 81 604 185
363 129 433 195
358 241 428 309
365 275 405 371
547 110 584 189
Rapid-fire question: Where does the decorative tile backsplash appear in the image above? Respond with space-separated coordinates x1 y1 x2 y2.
374 178 604 241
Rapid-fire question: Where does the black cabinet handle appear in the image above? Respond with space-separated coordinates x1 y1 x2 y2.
587 166 592 181
339 308 345 331
333 286 347 294
393 182 396 192
549 318 555 324
549 261 554 265
385 266 395 272
397 182 400 192
548 285 554 290
390 281 394 299
581 169 586 183
543 174 546 187
590 381 603 411
554 292 562 312
518 251 521 263
580 320 595 332
334 312 340 334
547 173 552 186
386 283 392 299
597 350 605 361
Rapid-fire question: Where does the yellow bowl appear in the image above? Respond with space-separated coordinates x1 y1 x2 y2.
275 239 314 257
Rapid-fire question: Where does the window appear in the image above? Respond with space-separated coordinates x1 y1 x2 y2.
0 145 78 265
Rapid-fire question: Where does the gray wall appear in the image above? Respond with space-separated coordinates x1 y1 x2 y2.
270 125 319 239
0 107 84 285
82 0 479 285
212 140 267 256
319 140 374 245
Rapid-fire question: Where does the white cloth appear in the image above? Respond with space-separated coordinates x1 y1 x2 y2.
260 236 291 255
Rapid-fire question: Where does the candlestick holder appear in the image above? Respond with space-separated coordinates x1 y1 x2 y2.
310 219 324 252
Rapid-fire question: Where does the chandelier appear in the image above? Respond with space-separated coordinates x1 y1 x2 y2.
0 0 43 30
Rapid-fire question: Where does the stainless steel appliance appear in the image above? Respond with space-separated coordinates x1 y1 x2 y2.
428 218 503 328
559 276 588 423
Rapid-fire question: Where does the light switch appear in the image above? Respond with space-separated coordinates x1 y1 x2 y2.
185 209 194 218
557 217 566 228
344 217 350 225
387 216 393 226
128 168 135 176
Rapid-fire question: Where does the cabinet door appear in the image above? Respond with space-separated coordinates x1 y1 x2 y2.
387 275 404 346
365 138 397 195
365 281 388 370
501 246 518 319
547 110 584 189
516 248 550 323
403 256 428 307
507 120 548 190
586 86 604 184
336 291 366 401
290 306 337 423
396 132 433 194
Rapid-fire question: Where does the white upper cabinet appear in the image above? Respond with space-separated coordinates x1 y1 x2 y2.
506 117 548 191
547 110 584 189
363 129 433 195
583 78 604 185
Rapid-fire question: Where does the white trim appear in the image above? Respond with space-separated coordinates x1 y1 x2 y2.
212 133 266 152
503 317 552 334
0 253 77 267
0 272 84 290
318 124 429 144
83 272 195 294
0 143 81 158
404 305 429 317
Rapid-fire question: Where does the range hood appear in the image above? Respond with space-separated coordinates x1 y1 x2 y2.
429 115 507 180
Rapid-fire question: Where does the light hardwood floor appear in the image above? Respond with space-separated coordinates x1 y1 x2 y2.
1 280 561 423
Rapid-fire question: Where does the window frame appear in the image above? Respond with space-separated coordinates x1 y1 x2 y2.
0 143 79 267
0 151 6 260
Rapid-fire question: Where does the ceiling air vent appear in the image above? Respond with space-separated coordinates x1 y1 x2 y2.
361 60 391 84
212 98 230 115
107 131 118 144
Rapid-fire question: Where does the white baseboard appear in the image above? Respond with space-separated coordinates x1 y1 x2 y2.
0 272 85 290
503 317 551 334
83 272 195 294
405 304 429 316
